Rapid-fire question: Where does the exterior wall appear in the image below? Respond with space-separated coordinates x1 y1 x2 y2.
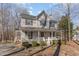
33 20 40 27
32 31 38 39
21 18 26 27
21 15 45 28
55 23 58 29
21 14 57 29
21 18 42 28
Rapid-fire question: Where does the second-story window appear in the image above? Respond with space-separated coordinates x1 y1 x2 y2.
40 20 46 27
25 20 33 25
49 20 55 27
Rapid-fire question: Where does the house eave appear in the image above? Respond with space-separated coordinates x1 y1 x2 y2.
21 27 57 32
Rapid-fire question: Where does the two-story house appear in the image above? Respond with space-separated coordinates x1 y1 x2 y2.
14 11 58 44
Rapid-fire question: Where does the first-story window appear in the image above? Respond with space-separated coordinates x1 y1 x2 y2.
50 32 51 37
40 32 44 37
28 31 33 39
53 32 55 37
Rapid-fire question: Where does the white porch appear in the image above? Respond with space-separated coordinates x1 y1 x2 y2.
14 30 59 46
21 30 58 42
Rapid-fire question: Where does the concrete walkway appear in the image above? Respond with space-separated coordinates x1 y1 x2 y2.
0 44 15 55
0 43 24 56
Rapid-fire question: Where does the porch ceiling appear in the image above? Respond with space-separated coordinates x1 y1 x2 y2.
21 27 57 32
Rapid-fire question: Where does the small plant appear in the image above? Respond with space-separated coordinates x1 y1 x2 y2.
51 40 58 46
22 42 32 48
32 41 39 47
40 40 46 46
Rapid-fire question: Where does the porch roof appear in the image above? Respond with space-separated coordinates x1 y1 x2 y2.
21 27 57 32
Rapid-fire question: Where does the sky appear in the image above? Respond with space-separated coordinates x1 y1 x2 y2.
17 3 63 15
16 3 79 29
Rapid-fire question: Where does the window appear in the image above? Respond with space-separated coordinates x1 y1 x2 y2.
40 20 46 26
40 32 44 37
28 31 33 39
50 32 51 37
25 20 33 25
53 32 55 37
49 20 55 27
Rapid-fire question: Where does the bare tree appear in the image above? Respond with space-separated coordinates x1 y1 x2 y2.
0 3 29 43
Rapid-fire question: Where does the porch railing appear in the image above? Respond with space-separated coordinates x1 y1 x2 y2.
26 37 59 42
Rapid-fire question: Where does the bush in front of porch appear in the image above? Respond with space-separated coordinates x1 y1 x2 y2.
40 40 47 46
51 40 66 47
22 40 48 49
32 41 40 47
51 40 58 47
22 42 32 48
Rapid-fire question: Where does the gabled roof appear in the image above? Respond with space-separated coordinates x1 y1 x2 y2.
21 10 48 20
21 14 36 20
37 10 48 19
21 10 57 23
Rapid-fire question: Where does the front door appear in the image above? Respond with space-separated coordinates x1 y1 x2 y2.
40 32 44 37
28 31 33 39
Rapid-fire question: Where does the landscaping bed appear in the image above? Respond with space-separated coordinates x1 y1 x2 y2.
10 46 47 56
10 40 58 56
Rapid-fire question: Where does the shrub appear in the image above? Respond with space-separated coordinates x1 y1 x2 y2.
51 40 58 46
32 41 39 47
22 42 32 48
40 40 46 46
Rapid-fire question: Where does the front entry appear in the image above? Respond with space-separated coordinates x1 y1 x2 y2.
28 31 33 39
40 32 51 39
40 32 44 37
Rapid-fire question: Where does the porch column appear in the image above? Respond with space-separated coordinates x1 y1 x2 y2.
38 31 40 40
55 31 56 37
51 32 53 37
52 31 55 40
